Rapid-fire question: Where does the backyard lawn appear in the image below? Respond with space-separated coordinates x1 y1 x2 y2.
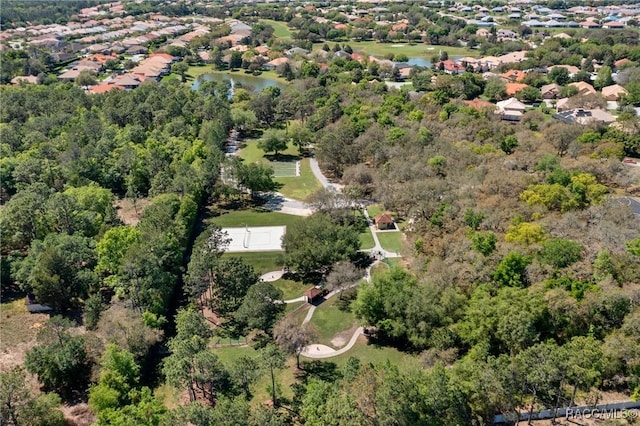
308 297 358 346
376 231 404 254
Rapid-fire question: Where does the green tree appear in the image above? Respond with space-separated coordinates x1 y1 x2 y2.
16 233 97 311
89 344 141 413
25 317 89 398
539 238 583 269
235 282 284 333
233 160 279 199
208 257 259 317
96 226 141 276
171 61 189 83
594 65 613 90
282 214 360 275
470 231 497 256
493 252 531 288
549 67 570 85
0 367 64 426
483 78 507 101
500 135 519 155
259 344 286 407
257 132 288 157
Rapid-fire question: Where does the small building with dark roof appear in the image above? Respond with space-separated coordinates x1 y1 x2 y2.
304 287 323 304
374 213 395 230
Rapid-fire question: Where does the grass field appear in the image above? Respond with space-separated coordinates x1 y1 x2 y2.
359 228 376 250
366 203 384 218
376 231 404 254
259 19 293 40
238 139 321 201
209 208 301 228
271 161 298 177
348 41 475 59
276 158 321 201
185 65 290 86
223 252 284 275
308 298 357 346
330 336 420 371
273 278 308 301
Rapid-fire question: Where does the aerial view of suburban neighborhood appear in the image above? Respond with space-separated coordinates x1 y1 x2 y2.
1 0 640 424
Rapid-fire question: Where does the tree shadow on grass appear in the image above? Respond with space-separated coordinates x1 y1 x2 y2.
264 153 301 162
298 360 340 383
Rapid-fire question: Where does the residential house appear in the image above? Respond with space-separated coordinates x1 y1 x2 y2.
569 81 596 96
496 97 527 121
548 64 580 77
580 20 600 28
540 83 561 99
603 21 625 29
601 84 628 101
501 69 527 82
285 47 309 58
553 108 616 125
614 58 632 69
505 82 528 97
88 83 122 94
264 57 289 70
436 59 465 74
113 74 142 90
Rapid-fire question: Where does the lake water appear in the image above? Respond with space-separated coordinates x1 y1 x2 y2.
407 55 463 68
192 72 286 96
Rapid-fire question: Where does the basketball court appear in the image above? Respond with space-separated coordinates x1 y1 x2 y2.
223 225 286 252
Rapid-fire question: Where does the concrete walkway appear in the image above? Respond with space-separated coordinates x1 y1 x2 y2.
259 192 312 216
361 208 402 259
301 327 364 359
260 270 284 282
297 262 378 359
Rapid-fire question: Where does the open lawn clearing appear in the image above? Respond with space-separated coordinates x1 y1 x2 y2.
222 252 283 275
272 161 298 177
377 231 404 253
285 301 306 315
349 41 475 58
212 345 297 407
273 278 308 301
275 158 322 201
0 300 50 370
259 19 293 39
308 297 358 347
209 208 301 228
359 228 376 250
330 336 420 371
287 303 311 326
370 258 405 279
114 197 151 226
366 203 384 218
238 140 320 201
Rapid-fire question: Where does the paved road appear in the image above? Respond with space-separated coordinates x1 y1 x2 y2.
259 192 312 216
309 157 343 191
613 196 640 217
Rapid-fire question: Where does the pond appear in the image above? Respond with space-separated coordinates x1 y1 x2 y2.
407 55 463 68
192 72 286 97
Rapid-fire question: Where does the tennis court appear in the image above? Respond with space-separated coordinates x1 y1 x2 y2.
272 161 299 177
223 225 286 252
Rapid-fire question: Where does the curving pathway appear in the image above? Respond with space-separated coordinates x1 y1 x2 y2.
295 262 378 359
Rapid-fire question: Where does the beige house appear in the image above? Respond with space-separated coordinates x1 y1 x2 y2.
601 84 628 101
